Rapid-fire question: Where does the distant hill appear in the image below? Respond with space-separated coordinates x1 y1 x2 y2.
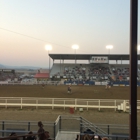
0 64 7 69
0 64 48 70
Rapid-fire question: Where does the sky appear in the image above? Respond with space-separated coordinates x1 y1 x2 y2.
0 0 140 68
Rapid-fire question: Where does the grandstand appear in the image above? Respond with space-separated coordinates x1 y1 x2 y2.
49 54 140 86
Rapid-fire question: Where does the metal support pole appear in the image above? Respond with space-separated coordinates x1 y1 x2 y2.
107 125 110 135
60 58 61 74
48 51 50 75
2 121 4 137
129 0 138 140
59 116 61 131
49 54 51 75
108 49 110 64
28 122 30 131
95 127 98 133
80 117 83 133
75 49 76 64
54 123 56 140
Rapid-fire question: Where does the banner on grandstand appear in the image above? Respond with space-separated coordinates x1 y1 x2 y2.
95 82 108 85
95 82 101 85
113 84 119 86
0 81 8 84
101 82 107 85
90 56 108 63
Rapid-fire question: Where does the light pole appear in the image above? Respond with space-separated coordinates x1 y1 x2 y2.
72 44 79 64
138 45 140 55
106 45 113 63
45 45 52 75
138 45 140 64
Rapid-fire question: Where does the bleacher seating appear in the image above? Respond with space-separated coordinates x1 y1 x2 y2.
0 71 19 81
50 63 140 84
50 63 112 82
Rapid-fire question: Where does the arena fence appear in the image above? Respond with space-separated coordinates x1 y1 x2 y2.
0 97 140 112
0 115 140 140
0 81 62 85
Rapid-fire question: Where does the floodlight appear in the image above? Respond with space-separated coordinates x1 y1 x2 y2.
72 44 79 50
138 45 140 50
106 45 113 49
45 45 52 51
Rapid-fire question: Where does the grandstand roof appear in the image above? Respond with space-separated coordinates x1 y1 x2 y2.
49 54 136 60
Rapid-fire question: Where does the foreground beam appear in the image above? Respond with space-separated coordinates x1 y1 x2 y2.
129 0 138 140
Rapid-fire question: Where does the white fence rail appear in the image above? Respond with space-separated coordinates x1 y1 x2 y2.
0 97 140 112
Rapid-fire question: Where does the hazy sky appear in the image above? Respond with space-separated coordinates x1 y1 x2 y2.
0 0 140 67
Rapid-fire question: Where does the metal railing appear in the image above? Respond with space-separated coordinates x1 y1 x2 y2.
0 116 140 140
0 131 54 140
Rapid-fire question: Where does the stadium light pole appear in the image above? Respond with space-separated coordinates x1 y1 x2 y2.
72 44 79 64
138 45 140 55
45 45 52 75
106 45 113 63
129 0 138 140
138 45 140 65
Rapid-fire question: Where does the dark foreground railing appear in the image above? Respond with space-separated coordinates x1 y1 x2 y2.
0 115 140 140
0 132 53 140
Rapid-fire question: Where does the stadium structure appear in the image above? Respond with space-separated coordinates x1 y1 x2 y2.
49 54 140 86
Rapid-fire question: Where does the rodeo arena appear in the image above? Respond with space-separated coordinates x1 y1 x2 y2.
0 53 140 140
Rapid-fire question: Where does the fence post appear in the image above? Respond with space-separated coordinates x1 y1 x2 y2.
87 101 88 111
98 100 100 111
64 100 65 110
52 99 54 110
75 99 77 110
114 100 116 111
2 121 4 137
36 100 38 109
54 123 56 140
107 125 110 135
5 99 7 109
21 98 22 109
28 122 30 131
123 100 126 112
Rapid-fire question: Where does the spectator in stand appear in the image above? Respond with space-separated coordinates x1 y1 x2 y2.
37 121 50 140
84 128 94 134
26 131 36 140
38 121 44 140
9 132 19 140
102 137 108 140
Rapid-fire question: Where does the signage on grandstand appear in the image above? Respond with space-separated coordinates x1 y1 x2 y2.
90 56 108 63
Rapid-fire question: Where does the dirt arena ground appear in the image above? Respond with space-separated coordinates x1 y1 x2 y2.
0 85 140 125
0 85 140 99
